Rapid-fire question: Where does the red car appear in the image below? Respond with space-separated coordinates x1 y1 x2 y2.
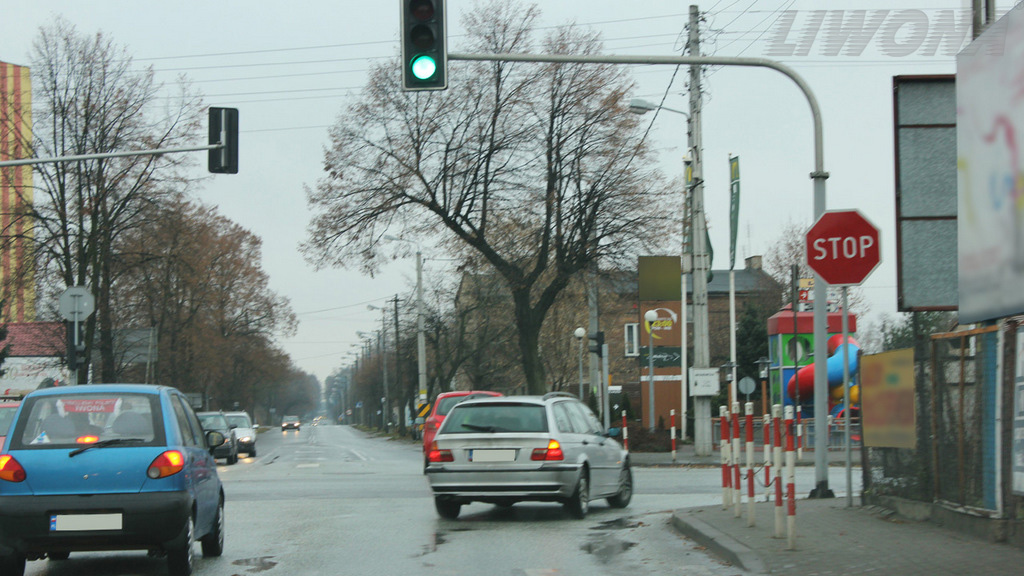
0 400 20 447
422 391 502 463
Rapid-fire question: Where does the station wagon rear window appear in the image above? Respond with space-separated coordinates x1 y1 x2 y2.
441 403 548 434
10 393 164 449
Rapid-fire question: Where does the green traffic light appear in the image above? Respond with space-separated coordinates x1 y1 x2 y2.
411 55 437 80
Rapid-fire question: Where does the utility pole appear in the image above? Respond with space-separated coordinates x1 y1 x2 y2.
392 295 404 435
688 4 714 457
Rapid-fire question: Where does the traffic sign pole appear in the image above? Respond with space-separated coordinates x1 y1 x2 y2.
804 209 879 499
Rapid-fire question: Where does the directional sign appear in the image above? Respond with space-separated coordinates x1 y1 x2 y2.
805 210 881 286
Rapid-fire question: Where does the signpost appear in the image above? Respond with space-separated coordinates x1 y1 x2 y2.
805 209 880 505
59 286 95 377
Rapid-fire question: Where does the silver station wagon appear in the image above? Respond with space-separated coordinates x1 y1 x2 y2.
425 392 632 519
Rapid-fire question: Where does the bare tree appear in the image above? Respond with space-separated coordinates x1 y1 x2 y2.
304 1 672 394
0 19 204 382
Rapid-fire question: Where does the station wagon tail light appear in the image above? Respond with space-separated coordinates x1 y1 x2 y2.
531 440 564 461
427 442 453 463
0 455 26 482
147 450 185 479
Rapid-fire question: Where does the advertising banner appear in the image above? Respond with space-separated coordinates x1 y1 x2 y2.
861 348 916 449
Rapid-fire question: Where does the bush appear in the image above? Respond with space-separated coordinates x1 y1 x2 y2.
624 423 675 452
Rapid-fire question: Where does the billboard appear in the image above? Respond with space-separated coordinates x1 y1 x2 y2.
0 61 35 322
893 75 957 311
957 5 1024 322
638 256 682 430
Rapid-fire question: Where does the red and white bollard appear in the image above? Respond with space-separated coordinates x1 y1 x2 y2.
720 405 732 509
785 404 797 550
796 404 803 460
622 410 628 451
745 402 755 527
731 402 742 518
773 404 784 539
763 412 772 503
670 409 677 463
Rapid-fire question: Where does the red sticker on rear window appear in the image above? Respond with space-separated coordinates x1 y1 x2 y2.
59 399 119 413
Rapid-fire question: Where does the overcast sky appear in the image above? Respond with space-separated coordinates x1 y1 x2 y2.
1 1 998 383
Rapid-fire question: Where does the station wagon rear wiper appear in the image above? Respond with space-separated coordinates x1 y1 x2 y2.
69 438 145 457
462 423 496 433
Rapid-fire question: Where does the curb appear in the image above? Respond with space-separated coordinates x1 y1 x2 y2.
670 511 768 575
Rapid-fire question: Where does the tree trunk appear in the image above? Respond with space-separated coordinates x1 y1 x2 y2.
511 290 547 395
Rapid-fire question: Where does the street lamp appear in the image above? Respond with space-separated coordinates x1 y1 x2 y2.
573 327 586 400
383 235 427 407
630 96 712 455
720 361 737 406
644 309 659 433
756 356 771 415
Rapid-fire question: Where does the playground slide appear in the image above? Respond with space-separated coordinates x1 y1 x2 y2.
785 335 860 414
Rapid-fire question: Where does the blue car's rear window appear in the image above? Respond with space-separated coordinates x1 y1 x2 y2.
10 392 165 450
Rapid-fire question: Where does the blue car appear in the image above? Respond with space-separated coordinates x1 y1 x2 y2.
0 384 227 576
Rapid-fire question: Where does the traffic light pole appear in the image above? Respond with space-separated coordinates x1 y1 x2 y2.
0 143 223 168
448 49 832 491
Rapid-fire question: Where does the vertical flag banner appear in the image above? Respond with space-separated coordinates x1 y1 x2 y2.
729 155 740 271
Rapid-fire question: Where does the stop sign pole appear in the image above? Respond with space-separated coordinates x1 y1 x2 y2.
805 209 881 503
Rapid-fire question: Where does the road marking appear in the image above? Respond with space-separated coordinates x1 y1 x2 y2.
296 463 320 468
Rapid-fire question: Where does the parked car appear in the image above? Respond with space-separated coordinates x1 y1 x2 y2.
223 411 257 457
281 415 301 431
425 392 631 520
0 399 20 447
196 412 239 465
0 384 227 576
421 391 502 466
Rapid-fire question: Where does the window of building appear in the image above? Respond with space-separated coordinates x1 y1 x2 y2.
624 323 639 357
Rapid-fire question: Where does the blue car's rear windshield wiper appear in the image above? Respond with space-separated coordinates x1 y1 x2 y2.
69 438 145 457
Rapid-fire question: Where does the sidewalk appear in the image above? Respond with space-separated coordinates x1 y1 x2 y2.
633 446 1024 575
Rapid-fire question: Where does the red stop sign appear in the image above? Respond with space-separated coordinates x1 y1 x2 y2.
805 210 881 285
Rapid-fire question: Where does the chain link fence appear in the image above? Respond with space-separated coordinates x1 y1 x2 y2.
862 326 1000 512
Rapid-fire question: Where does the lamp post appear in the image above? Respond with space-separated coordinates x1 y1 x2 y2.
384 235 428 406
756 356 771 415
630 97 710 454
574 327 586 400
644 309 659 433
720 361 737 405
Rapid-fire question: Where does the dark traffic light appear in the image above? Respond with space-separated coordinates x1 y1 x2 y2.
588 331 605 358
208 107 238 174
401 0 447 91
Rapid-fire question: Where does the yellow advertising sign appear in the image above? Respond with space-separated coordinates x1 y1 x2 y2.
861 348 916 449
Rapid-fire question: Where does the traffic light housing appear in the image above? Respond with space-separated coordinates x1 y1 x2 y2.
588 331 605 358
208 107 238 174
401 0 447 91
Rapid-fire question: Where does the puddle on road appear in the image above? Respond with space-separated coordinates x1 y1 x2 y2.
592 517 643 530
232 556 278 572
580 535 637 563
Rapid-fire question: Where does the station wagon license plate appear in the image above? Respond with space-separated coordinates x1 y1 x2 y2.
470 449 515 462
50 513 122 531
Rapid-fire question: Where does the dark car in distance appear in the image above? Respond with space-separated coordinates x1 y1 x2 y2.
196 412 239 465
281 415 300 431
0 384 227 576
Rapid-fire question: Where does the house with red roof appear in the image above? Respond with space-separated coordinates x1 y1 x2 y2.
0 322 69 395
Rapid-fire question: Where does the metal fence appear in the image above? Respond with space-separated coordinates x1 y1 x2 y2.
861 326 1001 513
711 415 862 451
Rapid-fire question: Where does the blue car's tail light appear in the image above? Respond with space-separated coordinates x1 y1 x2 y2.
0 454 26 482
147 450 184 479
